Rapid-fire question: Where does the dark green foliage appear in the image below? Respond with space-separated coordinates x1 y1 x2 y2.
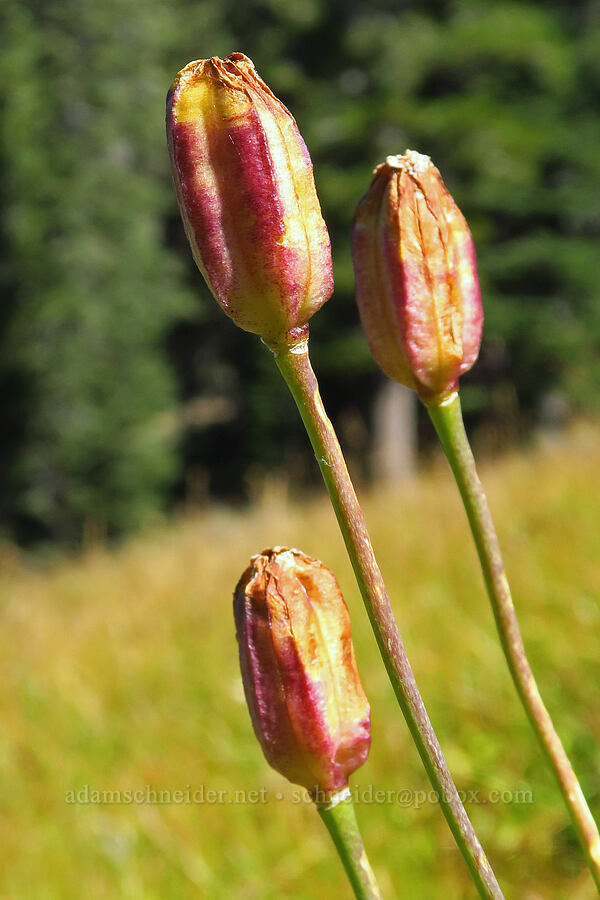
1 0 600 544
0 0 195 543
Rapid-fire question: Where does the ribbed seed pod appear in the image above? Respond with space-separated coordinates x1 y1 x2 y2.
234 548 370 796
166 53 333 349
351 150 483 402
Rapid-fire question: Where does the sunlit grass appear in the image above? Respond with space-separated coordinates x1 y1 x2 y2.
1 424 599 898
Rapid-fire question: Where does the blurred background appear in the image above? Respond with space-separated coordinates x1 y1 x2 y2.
2 0 600 547
1 0 600 897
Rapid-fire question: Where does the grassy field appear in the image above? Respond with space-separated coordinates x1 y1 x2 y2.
1 424 599 899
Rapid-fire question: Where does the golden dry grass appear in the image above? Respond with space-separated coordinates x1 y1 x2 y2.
1 423 599 898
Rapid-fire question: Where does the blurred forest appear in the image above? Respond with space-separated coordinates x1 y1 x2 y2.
2 0 600 547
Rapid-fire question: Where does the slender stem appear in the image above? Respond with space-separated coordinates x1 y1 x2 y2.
273 339 504 900
317 790 383 900
428 392 600 892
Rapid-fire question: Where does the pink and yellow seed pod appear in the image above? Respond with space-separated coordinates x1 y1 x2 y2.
234 548 371 796
351 151 483 403
166 53 333 349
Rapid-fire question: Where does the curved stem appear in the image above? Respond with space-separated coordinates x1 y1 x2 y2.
273 340 504 900
317 791 383 900
428 392 600 892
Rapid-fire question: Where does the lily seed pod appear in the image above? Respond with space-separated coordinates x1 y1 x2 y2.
234 547 370 796
351 150 483 403
166 53 333 349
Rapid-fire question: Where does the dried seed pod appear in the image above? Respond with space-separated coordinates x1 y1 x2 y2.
234 547 370 796
351 150 482 402
167 53 333 349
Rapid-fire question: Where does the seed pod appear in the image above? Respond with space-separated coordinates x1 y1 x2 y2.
351 150 483 403
166 53 333 349
234 548 370 796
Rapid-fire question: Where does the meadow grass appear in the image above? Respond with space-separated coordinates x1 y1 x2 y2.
1 424 599 899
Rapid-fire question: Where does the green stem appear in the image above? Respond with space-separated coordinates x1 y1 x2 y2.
428 392 600 892
273 339 504 900
317 791 383 900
